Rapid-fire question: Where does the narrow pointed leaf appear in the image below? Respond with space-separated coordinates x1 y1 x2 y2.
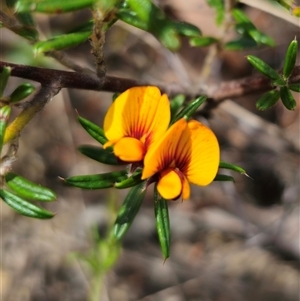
219 161 247 175
288 83 300 93
224 37 257 50
280 86 297 110
283 38 298 79
16 0 98 13
247 55 285 84
173 22 201 37
154 185 170 260
64 170 128 189
213 174 235 182
232 9 275 46
170 94 185 119
9 83 35 103
0 67 11 97
0 189 54 219
78 116 108 145
0 105 11 154
113 182 146 240
117 1 200 51
256 90 280 110
206 0 225 25
69 20 94 33
114 171 144 189
171 96 207 125
5 172 56 202
78 145 121 165
189 36 218 47
34 31 91 54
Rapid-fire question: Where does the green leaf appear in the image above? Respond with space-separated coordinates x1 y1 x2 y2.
256 90 280 110
5 172 56 202
206 0 225 25
170 94 185 119
219 161 247 175
283 38 298 79
173 22 201 37
0 105 11 154
154 185 170 260
63 170 128 189
247 55 285 84
78 145 122 165
280 86 297 110
170 95 207 125
213 174 235 182
114 171 144 189
189 36 218 47
224 37 257 50
232 9 275 47
78 116 108 145
9 83 35 103
5 0 39 40
16 0 98 13
117 0 201 51
288 83 300 93
113 182 146 240
0 67 11 97
34 31 91 54
69 19 94 33
0 189 54 219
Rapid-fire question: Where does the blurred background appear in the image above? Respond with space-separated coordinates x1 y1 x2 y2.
1 0 299 300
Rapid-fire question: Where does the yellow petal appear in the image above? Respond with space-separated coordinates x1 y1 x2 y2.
142 118 220 188
157 168 182 200
142 118 187 180
114 137 144 162
182 120 220 186
181 175 190 200
103 86 170 150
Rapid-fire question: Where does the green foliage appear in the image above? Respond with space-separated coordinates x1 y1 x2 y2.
283 38 298 79
9 83 35 103
0 105 11 155
247 39 298 110
114 171 144 189
280 86 297 110
78 145 121 165
34 31 92 54
170 94 185 119
78 115 108 145
117 0 202 50
225 9 275 50
154 185 170 260
190 36 218 47
63 170 128 189
5 172 56 201
206 0 225 25
0 189 54 219
256 90 280 110
0 67 11 97
170 95 207 125
15 0 98 13
214 174 235 182
288 83 300 92
113 182 146 240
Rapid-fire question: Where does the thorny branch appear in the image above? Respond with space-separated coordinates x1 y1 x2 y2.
1 60 299 104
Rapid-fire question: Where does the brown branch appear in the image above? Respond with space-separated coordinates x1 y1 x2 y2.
1 60 299 101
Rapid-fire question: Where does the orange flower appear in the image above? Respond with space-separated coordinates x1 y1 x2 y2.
142 118 220 200
103 86 170 162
